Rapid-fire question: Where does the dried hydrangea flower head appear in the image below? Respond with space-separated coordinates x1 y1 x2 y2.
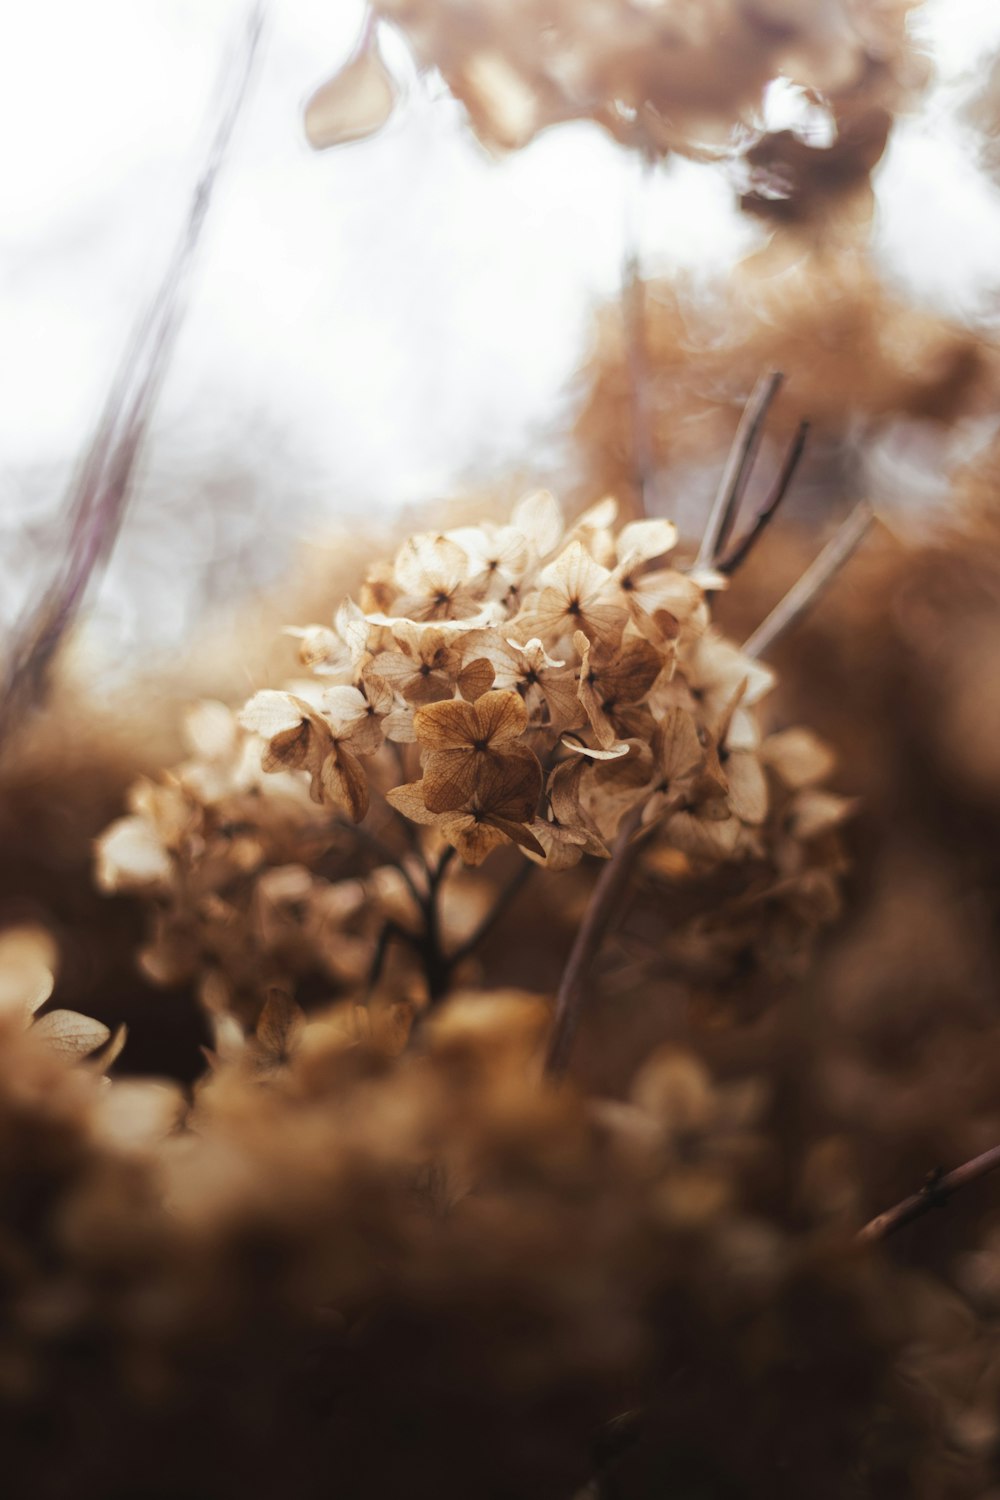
97 478 852 1048
306 0 925 158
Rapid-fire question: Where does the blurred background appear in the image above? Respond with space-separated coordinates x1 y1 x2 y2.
4 0 1000 662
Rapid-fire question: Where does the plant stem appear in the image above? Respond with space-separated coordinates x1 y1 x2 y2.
718 420 809 577
448 860 534 968
858 1143 1000 1243
545 804 645 1078
0 5 265 751
694 370 783 573
742 500 874 661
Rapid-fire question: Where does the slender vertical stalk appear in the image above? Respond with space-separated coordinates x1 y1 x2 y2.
545 804 645 1078
0 4 266 750
695 370 783 572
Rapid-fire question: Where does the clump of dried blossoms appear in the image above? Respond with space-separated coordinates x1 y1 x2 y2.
97 490 849 1054
307 0 924 157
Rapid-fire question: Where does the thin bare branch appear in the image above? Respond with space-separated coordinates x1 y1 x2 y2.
718 420 809 577
742 500 874 661
545 804 646 1078
449 860 534 968
858 1143 1000 1243
0 3 266 749
695 370 783 571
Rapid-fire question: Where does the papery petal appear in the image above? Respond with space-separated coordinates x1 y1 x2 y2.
385 781 440 825
617 518 678 565
414 697 480 750
0 926 57 1018
33 1009 110 1060
304 34 397 149
762 728 836 789
473 689 528 745
95 816 174 894
512 489 563 557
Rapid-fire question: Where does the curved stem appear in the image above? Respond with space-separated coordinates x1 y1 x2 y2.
545 804 645 1078
858 1142 1000 1243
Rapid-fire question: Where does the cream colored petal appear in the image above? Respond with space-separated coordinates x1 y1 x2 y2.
617 518 678 566
0 925 57 1018
95 816 173 894
239 689 309 740
33 1009 110 1060
787 790 856 840
511 489 563 557
320 684 370 735
762 727 836 789
304 36 397 149
182 700 238 761
560 737 632 760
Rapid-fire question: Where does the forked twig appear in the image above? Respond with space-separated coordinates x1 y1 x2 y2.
545 804 646 1078
742 500 874 661
0 4 266 749
717 420 809 577
858 1143 1000 1243
695 370 784 571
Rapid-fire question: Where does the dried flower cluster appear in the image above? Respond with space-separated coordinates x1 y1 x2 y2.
309 0 925 160
95 491 848 1035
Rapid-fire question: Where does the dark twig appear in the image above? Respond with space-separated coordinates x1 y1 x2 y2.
448 860 534 969
717 420 809 577
0 4 265 750
695 370 783 572
545 804 646 1078
742 500 874 661
858 1144 1000 1243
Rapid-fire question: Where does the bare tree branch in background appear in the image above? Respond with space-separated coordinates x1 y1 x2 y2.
0 3 267 752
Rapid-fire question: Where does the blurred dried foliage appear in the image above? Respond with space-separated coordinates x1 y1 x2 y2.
7 2 1000 1496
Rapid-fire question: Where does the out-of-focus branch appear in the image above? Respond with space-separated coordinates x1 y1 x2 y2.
545 804 645 1078
742 500 874 661
0 3 266 751
858 1144 1000 1243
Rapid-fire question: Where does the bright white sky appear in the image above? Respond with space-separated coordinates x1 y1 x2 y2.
3 0 1000 648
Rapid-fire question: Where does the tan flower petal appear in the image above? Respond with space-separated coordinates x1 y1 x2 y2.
473 689 528 745
0 926 57 1018
322 744 369 822
304 32 397 150
422 747 483 812
762 727 836 789
414 697 480 751
95 816 174 894
32 1009 111 1060
723 750 769 824
457 656 496 701
385 780 440 825
512 488 563 557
